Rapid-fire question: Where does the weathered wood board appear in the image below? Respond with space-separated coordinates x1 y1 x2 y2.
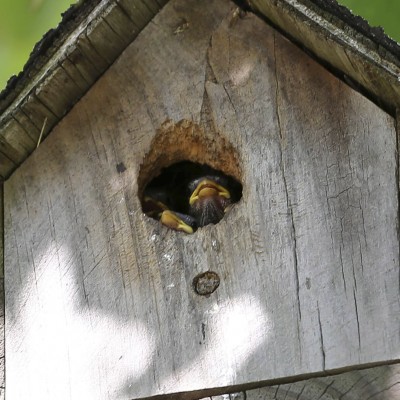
4 0 400 399
0 0 168 180
0 184 4 400
248 0 400 113
205 364 400 400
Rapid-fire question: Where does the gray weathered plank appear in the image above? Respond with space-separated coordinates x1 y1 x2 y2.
0 184 4 400
103 5 140 47
59 57 93 93
4 0 399 399
11 109 41 144
205 364 400 399
35 66 85 119
117 0 162 24
0 0 167 180
0 154 16 179
248 0 400 111
0 119 35 163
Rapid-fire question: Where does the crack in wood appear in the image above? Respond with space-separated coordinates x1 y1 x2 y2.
273 31 302 324
294 384 306 400
4 1 400 397
365 380 400 400
316 379 334 399
317 302 326 371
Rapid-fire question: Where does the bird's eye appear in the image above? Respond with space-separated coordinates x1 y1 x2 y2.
140 161 242 232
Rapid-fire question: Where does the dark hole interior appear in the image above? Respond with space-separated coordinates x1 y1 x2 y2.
141 161 242 233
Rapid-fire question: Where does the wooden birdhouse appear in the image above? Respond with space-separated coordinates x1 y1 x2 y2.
1 0 400 399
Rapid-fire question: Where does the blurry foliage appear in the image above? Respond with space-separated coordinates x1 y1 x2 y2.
0 0 74 90
0 0 399 91
338 0 400 43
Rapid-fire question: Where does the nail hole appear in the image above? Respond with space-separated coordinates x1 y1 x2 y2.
193 271 220 295
116 162 126 173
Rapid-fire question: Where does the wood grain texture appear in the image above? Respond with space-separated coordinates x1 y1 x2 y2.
1 0 399 183
0 0 167 180
4 0 399 399
248 0 400 112
0 185 3 400
205 364 400 400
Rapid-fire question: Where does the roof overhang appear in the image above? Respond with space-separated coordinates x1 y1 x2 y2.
0 0 399 180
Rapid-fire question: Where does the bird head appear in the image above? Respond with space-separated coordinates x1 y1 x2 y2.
188 176 232 227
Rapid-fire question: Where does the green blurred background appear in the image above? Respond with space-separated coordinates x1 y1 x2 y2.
0 0 399 91
0 0 74 91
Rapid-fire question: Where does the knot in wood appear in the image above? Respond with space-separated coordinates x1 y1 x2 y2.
193 271 220 296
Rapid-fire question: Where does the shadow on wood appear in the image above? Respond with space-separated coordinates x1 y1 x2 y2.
4 0 399 399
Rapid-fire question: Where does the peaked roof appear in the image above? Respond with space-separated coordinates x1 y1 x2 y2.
0 0 399 180
250 0 400 111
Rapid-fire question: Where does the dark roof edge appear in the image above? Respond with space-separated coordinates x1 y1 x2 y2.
309 0 400 61
0 0 100 113
0 0 399 180
247 0 400 115
0 0 167 180
8 0 398 118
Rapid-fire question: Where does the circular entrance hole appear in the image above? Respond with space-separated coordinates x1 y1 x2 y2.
138 120 242 233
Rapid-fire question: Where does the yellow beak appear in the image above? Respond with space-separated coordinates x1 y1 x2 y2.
160 210 194 234
189 179 230 206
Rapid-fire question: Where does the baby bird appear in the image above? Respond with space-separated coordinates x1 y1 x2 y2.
188 176 232 227
142 162 240 233
143 186 196 234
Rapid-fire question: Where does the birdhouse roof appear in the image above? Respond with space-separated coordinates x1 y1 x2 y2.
2 1 400 398
0 0 399 180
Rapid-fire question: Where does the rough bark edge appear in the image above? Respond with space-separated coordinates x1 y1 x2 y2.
0 0 99 109
0 0 169 180
0 184 4 400
247 0 400 117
